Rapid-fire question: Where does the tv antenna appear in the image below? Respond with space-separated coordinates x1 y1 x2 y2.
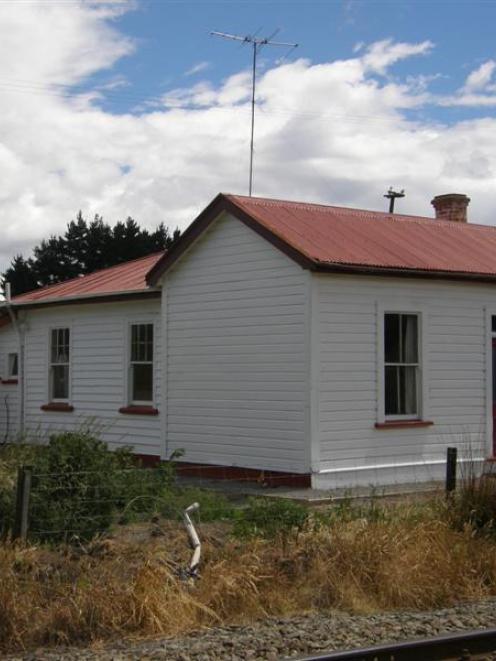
384 187 405 213
211 30 298 196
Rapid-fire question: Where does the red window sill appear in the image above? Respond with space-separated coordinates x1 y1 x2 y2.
118 406 159 416
41 403 74 412
1 379 18 385
375 420 434 430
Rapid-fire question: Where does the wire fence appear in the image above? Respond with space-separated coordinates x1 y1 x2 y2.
2 444 477 547
7 462 320 545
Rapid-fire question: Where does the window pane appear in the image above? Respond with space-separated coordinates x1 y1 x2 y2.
492 316 496 333
8 353 18 377
402 315 418 363
131 324 153 362
399 366 417 415
132 364 153 402
51 328 70 363
52 365 69 400
385 365 399 415
51 329 57 363
385 314 400 363
145 324 153 361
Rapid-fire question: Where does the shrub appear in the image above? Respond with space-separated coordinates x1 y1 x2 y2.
233 497 308 539
28 432 131 542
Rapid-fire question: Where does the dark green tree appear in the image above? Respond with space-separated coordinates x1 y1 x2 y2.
1 211 180 297
1 255 38 297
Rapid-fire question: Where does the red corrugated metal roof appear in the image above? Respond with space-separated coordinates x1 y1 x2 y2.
13 252 164 305
147 193 496 284
226 194 496 275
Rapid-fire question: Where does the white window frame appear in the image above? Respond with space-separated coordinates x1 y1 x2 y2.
48 326 71 403
128 322 155 406
376 303 427 424
384 312 420 420
7 352 18 378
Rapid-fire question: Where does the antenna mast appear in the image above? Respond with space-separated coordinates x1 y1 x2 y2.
211 30 298 196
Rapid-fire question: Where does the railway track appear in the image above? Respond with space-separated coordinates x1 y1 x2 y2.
294 627 496 660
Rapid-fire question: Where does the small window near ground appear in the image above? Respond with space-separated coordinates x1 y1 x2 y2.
7 353 18 378
130 323 154 404
384 313 419 417
50 328 70 401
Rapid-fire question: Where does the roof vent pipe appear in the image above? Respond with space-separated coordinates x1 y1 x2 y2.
431 193 470 223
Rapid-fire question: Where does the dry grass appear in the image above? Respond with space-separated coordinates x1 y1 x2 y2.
2 511 496 653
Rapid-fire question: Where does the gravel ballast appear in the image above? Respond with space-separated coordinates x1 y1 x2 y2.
5 599 496 660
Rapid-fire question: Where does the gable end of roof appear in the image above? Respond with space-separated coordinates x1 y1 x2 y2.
145 193 316 285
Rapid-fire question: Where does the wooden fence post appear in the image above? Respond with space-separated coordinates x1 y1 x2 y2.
446 447 457 495
13 465 32 541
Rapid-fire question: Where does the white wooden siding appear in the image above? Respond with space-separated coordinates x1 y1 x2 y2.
0 324 20 441
163 212 309 472
313 273 494 487
22 299 162 455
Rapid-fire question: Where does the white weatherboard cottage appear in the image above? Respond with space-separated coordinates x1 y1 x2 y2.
2 192 496 489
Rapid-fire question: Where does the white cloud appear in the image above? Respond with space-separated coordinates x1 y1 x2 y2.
1 3 496 275
463 60 496 92
441 60 496 106
184 61 210 76
361 38 433 75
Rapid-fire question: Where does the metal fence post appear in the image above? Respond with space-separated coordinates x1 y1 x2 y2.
446 447 457 495
13 465 32 541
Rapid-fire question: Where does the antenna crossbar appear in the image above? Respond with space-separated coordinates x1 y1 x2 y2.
211 29 298 196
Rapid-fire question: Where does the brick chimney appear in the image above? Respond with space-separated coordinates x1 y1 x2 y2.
431 193 470 223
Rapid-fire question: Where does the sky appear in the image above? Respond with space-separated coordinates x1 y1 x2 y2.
1 0 496 272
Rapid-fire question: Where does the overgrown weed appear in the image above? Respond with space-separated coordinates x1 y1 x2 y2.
2 512 496 652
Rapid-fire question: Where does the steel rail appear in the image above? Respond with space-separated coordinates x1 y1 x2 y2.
292 627 496 661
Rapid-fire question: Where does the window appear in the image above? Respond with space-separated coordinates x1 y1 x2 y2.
7 353 18 378
49 328 70 401
130 323 154 404
384 313 419 417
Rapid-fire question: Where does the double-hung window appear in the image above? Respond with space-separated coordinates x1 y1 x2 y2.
384 313 420 418
130 323 154 404
50 328 70 401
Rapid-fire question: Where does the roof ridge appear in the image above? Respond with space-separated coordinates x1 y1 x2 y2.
226 193 494 230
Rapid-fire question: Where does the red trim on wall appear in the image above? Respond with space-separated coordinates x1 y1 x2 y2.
118 405 159 416
174 462 312 488
1 379 18 385
375 420 433 430
130 455 311 487
41 403 74 412
133 453 162 467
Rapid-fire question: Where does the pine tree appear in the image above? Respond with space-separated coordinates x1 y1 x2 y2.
1 212 180 297
1 255 38 297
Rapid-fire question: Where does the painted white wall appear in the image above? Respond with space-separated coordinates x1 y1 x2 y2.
162 212 309 472
312 273 495 488
22 299 162 456
0 323 20 442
